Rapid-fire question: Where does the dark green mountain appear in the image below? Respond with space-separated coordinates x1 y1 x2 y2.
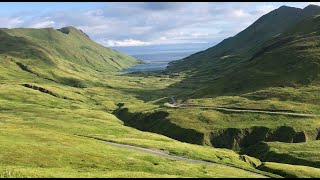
167 5 320 97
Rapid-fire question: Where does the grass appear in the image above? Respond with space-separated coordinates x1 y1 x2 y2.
258 162 320 178
1 124 264 178
243 141 320 168
0 57 275 177
166 6 320 100
0 22 320 177
0 101 268 178
0 26 141 89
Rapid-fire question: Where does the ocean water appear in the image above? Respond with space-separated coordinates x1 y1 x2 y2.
122 51 195 72
115 43 213 72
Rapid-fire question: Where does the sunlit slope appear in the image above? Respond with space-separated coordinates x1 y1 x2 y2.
244 141 320 168
0 26 140 86
0 59 270 178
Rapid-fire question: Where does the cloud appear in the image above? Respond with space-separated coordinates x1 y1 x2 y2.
232 9 251 17
102 39 151 47
29 20 55 28
307 2 320 6
0 2 309 47
191 33 209 37
254 5 277 14
0 16 24 28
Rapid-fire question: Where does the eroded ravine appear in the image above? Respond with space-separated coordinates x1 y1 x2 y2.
113 107 320 150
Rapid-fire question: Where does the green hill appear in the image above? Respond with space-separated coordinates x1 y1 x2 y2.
0 26 278 178
0 26 141 87
1 5 320 178
111 4 320 160
168 5 302 71
0 27 280 178
243 141 320 168
166 5 320 98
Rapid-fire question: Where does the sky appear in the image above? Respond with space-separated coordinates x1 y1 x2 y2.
0 2 319 54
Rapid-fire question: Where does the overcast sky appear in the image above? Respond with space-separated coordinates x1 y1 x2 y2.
0 2 318 49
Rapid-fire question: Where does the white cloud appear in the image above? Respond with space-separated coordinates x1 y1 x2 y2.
307 2 320 6
159 36 167 40
0 17 24 28
191 32 209 37
29 20 55 28
0 2 311 48
102 39 151 47
232 9 250 17
255 5 276 14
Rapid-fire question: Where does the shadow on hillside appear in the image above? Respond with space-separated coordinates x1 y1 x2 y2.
0 30 54 65
117 67 228 102
113 107 205 145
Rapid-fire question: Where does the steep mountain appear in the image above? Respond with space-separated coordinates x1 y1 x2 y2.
0 26 140 86
168 6 301 71
166 5 320 97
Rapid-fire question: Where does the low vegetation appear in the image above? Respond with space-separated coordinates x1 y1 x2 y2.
1 4 320 178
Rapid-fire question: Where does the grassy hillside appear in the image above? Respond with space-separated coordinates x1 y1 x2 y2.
166 5 320 98
0 54 277 177
0 27 141 87
1 5 320 178
243 141 320 168
200 14 320 95
257 162 320 178
167 5 320 71
96 6 320 168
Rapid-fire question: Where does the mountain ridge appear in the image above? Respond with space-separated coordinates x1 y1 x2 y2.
168 5 320 71
166 4 320 97
0 26 141 86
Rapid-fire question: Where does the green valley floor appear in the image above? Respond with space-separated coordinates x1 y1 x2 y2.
0 56 320 178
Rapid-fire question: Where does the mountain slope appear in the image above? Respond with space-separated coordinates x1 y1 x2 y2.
0 27 275 178
167 5 303 72
0 26 141 87
166 5 320 98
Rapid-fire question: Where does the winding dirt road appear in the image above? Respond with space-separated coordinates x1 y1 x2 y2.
81 135 270 178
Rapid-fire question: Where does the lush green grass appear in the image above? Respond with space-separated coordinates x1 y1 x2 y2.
101 6 320 153
0 58 276 177
114 92 320 150
243 141 320 168
1 27 140 71
164 108 320 132
1 53 318 177
166 5 320 99
258 162 320 178
0 26 141 89
0 122 270 178
1 19 320 177
188 90 320 113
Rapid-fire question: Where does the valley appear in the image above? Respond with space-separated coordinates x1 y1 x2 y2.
1 3 320 178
